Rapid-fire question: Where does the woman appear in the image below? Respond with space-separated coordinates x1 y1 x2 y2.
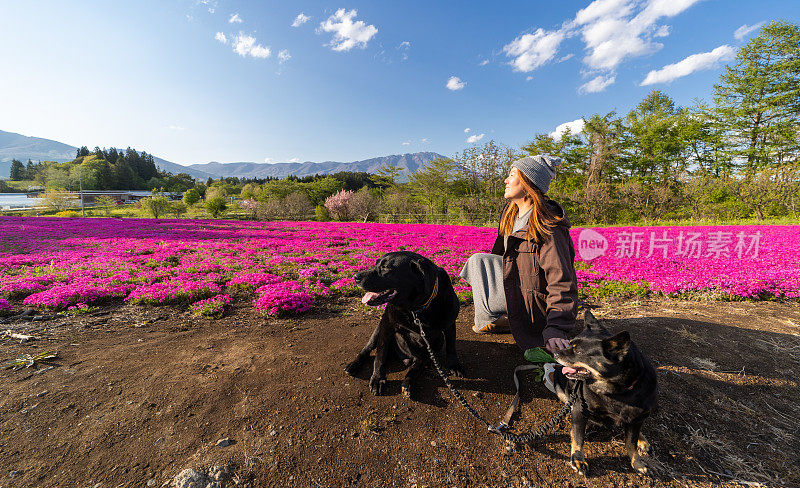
459 154 578 354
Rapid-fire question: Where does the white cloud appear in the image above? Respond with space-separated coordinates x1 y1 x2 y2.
319 9 378 52
579 74 616 93
288 157 300 163
215 32 228 44
446 76 466 91
549 119 585 139
479 59 489 66
526 76 533 81
229 13 242 24
558 53 574 62
501 0 703 81
167 125 186 131
734 22 765 41
502 28 565 72
292 13 311 27
421 138 429 143
264 157 274 163
464 128 471 133
401 141 411 146
278 49 291 63
466 133 485 143
653 25 670 38
575 0 703 71
640 45 736 85
233 33 271 59
397 41 410 60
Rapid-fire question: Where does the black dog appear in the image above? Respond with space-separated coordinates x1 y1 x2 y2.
345 251 463 399
551 309 658 476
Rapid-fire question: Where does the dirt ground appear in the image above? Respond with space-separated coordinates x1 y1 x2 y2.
0 295 798 488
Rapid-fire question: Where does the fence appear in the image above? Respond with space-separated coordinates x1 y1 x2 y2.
376 213 496 227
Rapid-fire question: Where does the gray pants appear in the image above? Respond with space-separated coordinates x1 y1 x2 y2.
459 253 508 328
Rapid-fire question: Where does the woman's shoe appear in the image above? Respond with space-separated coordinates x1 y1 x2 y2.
472 315 510 334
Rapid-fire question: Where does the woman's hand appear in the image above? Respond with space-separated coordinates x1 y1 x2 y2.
545 337 571 353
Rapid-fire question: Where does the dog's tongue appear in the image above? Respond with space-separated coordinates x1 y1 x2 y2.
561 366 578 375
361 292 380 305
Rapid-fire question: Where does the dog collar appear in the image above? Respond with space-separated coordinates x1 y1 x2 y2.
414 275 439 313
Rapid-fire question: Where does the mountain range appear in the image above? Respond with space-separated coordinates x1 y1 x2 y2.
0 129 445 182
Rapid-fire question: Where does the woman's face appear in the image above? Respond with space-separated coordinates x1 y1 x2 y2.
504 167 525 200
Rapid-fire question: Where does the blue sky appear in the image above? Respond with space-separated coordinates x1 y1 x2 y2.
0 0 797 167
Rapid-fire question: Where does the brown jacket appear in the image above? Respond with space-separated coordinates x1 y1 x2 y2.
490 199 578 351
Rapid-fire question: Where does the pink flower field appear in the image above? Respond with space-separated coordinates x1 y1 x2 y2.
0 217 797 316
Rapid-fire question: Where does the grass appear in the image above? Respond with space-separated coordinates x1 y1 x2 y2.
0 203 253 220
3 180 39 191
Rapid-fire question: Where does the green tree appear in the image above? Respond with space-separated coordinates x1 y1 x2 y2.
183 188 201 206
9 160 25 180
583 111 624 188
168 201 188 218
371 162 402 191
314 204 330 221
521 129 588 203
205 195 227 218
711 20 800 172
408 157 457 215
95 195 116 217
622 90 686 185
42 189 78 211
140 194 170 219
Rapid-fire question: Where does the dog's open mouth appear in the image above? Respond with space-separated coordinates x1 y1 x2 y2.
560 365 591 380
361 289 398 306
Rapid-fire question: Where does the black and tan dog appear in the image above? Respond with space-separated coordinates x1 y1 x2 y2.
345 251 463 399
551 309 658 476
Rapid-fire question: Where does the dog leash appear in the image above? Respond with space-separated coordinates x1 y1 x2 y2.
410 308 580 445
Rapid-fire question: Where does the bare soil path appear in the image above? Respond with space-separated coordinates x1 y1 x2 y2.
1 296 798 487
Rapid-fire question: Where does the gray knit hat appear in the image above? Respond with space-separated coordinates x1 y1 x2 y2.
511 154 562 194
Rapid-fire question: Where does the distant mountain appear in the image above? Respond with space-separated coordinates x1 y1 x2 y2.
0 129 448 182
188 152 448 182
150 156 214 180
0 129 213 180
0 130 77 177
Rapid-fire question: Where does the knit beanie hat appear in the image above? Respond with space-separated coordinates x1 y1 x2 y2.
511 154 562 194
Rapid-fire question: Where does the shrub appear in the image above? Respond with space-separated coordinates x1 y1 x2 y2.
183 189 201 206
141 195 170 219
315 205 330 221
54 210 80 218
205 196 227 218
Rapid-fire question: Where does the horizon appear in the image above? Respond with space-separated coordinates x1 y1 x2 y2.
1 1 798 166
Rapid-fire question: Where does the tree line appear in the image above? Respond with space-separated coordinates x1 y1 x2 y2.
8 146 196 192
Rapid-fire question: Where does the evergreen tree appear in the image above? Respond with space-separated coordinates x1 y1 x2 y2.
712 20 800 172
622 90 686 185
9 159 25 180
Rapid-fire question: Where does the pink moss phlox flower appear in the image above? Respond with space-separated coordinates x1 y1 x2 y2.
253 280 314 316
227 272 283 289
190 293 233 318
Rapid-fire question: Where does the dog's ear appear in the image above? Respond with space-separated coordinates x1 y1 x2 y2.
602 331 631 358
584 309 610 335
583 309 598 331
412 259 435 287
